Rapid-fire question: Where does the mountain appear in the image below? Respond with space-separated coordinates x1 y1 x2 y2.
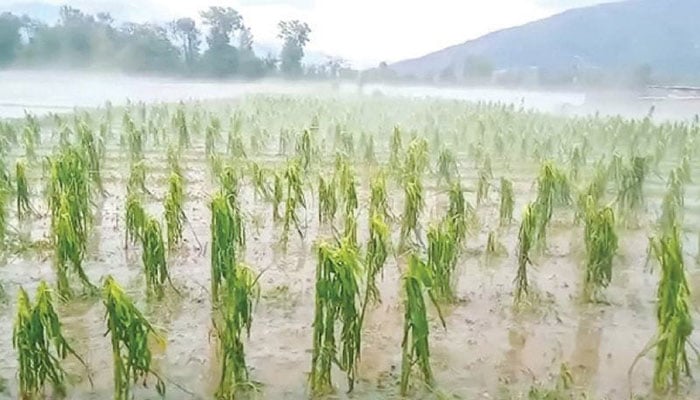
389 0 700 82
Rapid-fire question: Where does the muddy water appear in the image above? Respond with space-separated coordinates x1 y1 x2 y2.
1 136 700 399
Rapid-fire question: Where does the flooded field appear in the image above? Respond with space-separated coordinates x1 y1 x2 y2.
0 94 699 400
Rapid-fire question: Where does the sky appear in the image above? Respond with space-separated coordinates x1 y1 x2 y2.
9 0 616 68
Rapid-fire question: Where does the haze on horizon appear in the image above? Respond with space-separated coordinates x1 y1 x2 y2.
7 0 616 68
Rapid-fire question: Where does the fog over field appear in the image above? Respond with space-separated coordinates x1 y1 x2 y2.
4 69 696 121
2 1 700 400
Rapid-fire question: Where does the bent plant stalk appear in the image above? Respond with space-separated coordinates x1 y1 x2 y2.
499 178 514 227
214 262 260 399
515 203 538 306
310 238 363 395
583 198 617 302
164 172 185 250
141 217 171 300
103 276 165 400
15 160 32 221
426 219 459 303
210 192 246 304
13 282 90 399
400 253 446 396
125 193 146 248
362 212 390 311
631 226 694 394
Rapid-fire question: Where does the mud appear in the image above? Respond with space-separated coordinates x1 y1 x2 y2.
1 99 699 400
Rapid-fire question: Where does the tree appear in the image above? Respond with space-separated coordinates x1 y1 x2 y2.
118 23 181 73
277 20 311 78
58 6 96 64
238 24 253 51
462 55 494 82
200 6 243 77
171 17 201 72
200 6 241 48
0 12 22 66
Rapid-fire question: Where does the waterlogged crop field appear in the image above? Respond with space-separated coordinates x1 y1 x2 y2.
0 95 699 399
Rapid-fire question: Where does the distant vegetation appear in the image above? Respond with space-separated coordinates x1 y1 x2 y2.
0 5 347 80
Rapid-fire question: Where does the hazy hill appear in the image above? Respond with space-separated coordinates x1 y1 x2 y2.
389 0 700 82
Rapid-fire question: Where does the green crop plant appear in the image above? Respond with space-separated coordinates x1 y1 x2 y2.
250 162 270 200
631 226 693 394
227 129 247 159
400 173 424 248
617 156 648 220
47 148 94 298
272 171 283 222
13 282 90 399
296 129 313 171
404 138 429 177
436 148 458 185
249 127 263 154
126 120 144 163
574 164 609 225
205 121 221 157
369 170 392 223
335 158 358 216
15 160 32 221
282 159 306 247
499 178 514 227
277 128 291 155
582 198 617 302
125 193 146 247
515 203 537 306
23 125 36 161
77 121 103 193
103 276 166 400
680 155 692 183
120 112 132 148
127 160 150 196
533 161 570 250
141 217 172 300
485 230 507 260
362 212 390 312
54 123 71 147
476 166 491 206
174 105 190 149
0 184 6 248
447 182 473 243
53 192 96 298
219 166 240 203
167 144 182 178
659 168 685 234
208 154 223 181
389 126 403 170
214 262 260 399
318 175 337 225
210 192 246 303
400 253 446 396
569 146 586 181
309 238 363 395
343 211 358 248
363 135 376 164
164 172 185 250
426 219 459 303
25 112 40 145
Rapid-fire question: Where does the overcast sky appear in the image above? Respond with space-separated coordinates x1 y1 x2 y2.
19 0 616 67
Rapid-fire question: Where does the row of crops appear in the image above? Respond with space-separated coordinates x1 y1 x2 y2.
0 96 698 399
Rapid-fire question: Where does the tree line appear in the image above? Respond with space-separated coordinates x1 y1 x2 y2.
0 6 345 79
